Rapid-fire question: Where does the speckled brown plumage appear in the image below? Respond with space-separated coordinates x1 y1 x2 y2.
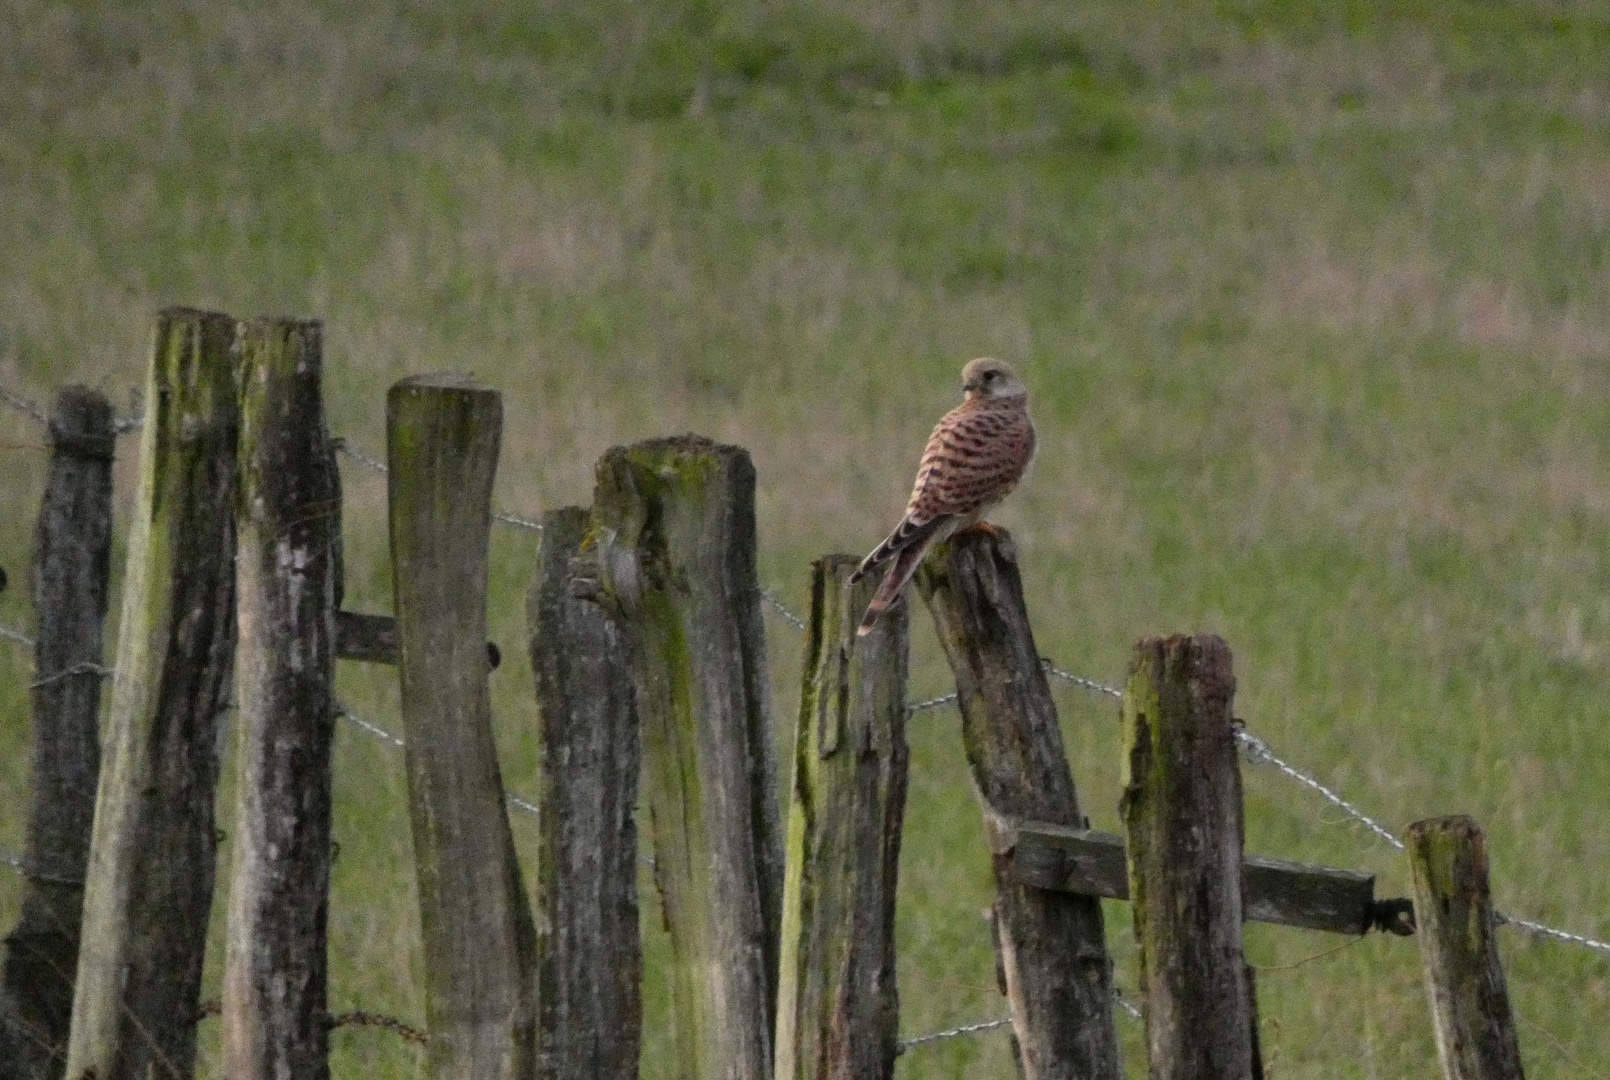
853 358 1035 636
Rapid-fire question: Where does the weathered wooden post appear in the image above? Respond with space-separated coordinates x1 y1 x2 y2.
1120 634 1257 1080
223 318 341 1080
774 555 909 1080
590 435 782 1080
527 506 642 1079
914 529 1122 1080
65 308 239 1080
388 374 537 1079
0 388 114 1080
1405 816 1526 1080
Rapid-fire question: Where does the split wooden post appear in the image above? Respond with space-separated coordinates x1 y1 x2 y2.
1120 634 1258 1080
66 308 240 1080
527 506 642 1079
388 374 537 1079
223 318 341 1080
774 555 910 1080
914 529 1122 1080
0 388 114 1080
1405 816 1526 1080
590 435 782 1080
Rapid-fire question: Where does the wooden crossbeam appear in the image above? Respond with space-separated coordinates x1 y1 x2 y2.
335 609 500 670
1001 819 1410 937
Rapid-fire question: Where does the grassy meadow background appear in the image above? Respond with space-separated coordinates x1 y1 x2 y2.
2 0 1609 1075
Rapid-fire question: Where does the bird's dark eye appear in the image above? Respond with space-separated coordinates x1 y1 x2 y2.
984 371 996 382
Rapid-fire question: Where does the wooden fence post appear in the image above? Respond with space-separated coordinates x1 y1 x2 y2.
527 506 641 1079
774 555 909 1080
223 318 340 1080
914 529 1121 1080
590 435 782 1080
388 374 537 1079
66 308 240 1080
1120 634 1257 1080
1405 816 1526 1080
0 388 114 1080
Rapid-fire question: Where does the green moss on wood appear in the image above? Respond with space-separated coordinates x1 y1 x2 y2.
67 307 238 1080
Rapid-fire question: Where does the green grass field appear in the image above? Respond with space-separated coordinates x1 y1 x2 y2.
2 1 1608 1076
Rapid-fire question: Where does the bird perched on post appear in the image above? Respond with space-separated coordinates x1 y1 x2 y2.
851 357 1035 636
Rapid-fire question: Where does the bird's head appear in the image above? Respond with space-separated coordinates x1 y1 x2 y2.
961 357 1027 401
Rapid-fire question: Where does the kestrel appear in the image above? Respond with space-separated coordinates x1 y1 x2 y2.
852 357 1035 636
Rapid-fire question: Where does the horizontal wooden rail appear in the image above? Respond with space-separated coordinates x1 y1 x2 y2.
334 610 500 670
998 819 1414 937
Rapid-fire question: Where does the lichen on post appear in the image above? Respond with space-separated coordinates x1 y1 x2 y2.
1405 816 1526 1080
66 308 240 1080
527 505 642 1080
915 528 1122 1080
590 435 782 1080
223 317 340 1080
774 555 909 1080
388 374 537 1080
0 387 114 1080
1119 633 1257 1080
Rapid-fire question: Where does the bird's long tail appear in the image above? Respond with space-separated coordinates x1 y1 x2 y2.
857 536 933 637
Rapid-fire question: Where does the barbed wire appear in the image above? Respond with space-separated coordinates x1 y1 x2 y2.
0 387 49 426
334 701 405 748
492 510 543 532
31 661 115 688
896 1015 1012 1053
4 391 544 533
897 988 1144 1054
907 690 959 713
0 844 84 886
5 409 1610 983
1231 726 1406 852
1497 913 1610 955
335 701 543 824
0 387 139 434
756 590 1610 962
759 590 807 632
6 583 1610 961
332 438 544 533
1045 664 1122 700
332 439 387 476
196 1000 427 1045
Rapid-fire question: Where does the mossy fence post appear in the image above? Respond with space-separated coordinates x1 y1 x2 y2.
914 528 1122 1080
1405 816 1526 1080
1119 634 1259 1080
65 308 240 1080
590 435 782 1080
388 375 537 1080
0 388 114 1080
774 555 910 1080
527 505 642 1079
222 318 340 1080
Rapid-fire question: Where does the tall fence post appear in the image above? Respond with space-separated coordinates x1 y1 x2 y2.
0 388 114 1080
65 308 240 1080
388 374 537 1079
222 318 340 1080
590 435 782 1080
1120 634 1257 1080
1405 816 1526 1080
527 505 642 1079
774 555 909 1080
914 529 1122 1080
